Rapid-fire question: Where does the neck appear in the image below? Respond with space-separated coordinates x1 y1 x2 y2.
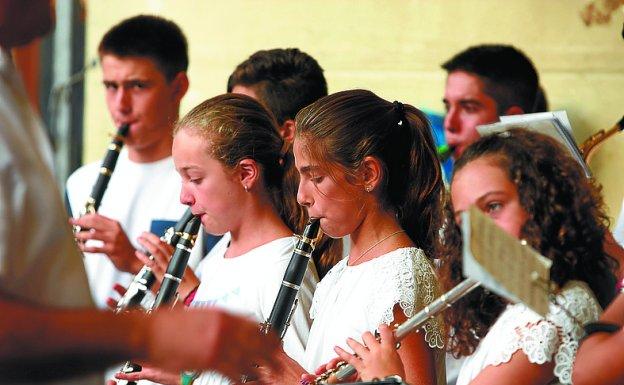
225 195 291 258
348 207 412 265
127 135 174 163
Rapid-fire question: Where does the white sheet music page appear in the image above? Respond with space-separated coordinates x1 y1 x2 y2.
476 110 591 178
461 206 552 316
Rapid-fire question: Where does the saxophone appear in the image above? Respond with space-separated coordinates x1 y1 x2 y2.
73 123 130 234
314 279 481 384
579 116 624 163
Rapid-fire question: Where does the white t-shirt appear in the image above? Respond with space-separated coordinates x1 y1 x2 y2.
66 151 191 309
456 281 602 385
0 49 99 385
193 234 318 385
303 247 446 385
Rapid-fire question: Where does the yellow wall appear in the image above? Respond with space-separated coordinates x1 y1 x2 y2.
83 0 624 223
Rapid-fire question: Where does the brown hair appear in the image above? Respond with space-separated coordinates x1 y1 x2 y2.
442 128 618 357
174 93 301 232
294 89 444 258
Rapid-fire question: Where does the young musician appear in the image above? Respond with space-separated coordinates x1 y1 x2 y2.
260 89 446 385
336 129 617 385
442 44 544 161
67 15 191 309
0 2 280 384
227 47 341 278
113 94 318 385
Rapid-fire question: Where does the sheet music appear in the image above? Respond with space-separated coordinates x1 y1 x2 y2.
462 206 552 316
477 110 591 178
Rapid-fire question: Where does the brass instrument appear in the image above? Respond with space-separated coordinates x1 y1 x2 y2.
579 116 624 163
314 279 481 384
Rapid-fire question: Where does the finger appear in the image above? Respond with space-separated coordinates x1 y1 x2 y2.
345 337 369 358
74 229 101 242
106 297 119 310
334 346 361 369
105 380 117 385
137 238 169 268
301 373 317 384
361 331 378 350
81 245 112 254
113 283 128 297
71 213 113 230
114 371 144 381
378 324 395 348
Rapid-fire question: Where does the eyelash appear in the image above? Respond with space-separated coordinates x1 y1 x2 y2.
485 202 502 213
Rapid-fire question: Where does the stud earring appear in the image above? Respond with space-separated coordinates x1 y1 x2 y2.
244 185 249 192
365 185 372 192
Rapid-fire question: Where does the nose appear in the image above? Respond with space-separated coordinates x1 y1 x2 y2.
444 106 460 134
296 180 312 208
114 87 132 114
180 184 195 206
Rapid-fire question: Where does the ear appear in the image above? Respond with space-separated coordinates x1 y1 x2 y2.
278 119 296 144
360 156 384 192
170 72 189 103
237 158 260 191
503 105 524 116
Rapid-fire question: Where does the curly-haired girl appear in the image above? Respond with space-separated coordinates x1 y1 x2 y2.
336 128 617 385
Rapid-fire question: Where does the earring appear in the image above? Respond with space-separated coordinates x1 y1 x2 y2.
244 185 249 192
365 185 372 192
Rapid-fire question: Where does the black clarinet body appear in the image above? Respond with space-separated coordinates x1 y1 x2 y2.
118 214 200 385
151 216 201 308
261 218 321 339
115 208 194 312
73 124 129 234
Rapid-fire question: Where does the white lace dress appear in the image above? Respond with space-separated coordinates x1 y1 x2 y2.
302 247 446 385
455 280 602 385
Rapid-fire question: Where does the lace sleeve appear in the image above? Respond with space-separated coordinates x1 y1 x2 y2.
368 248 444 349
488 281 601 384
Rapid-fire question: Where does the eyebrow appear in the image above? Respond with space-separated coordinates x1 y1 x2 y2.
299 165 321 174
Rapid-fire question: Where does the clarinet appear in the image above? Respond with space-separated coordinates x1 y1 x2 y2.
115 207 194 312
314 279 481 384
118 215 200 385
73 123 130 234
151 216 201 308
260 218 321 338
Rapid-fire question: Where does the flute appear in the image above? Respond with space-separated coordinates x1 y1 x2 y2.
73 123 130 234
314 279 481 384
261 218 321 338
115 207 194 312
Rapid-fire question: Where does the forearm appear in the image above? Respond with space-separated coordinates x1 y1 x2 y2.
574 332 624 385
0 298 148 380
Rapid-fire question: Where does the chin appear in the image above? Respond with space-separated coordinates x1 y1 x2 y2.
319 219 351 239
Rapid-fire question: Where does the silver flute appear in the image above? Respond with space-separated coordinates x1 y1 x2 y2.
314 278 481 384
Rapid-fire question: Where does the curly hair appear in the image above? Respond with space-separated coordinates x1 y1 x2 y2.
440 128 618 357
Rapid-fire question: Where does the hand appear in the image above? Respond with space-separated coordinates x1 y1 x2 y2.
255 348 307 385
136 232 200 299
333 324 405 382
106 283 128 311
113 363 181 385
147 308 281 381
71 214 141 273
